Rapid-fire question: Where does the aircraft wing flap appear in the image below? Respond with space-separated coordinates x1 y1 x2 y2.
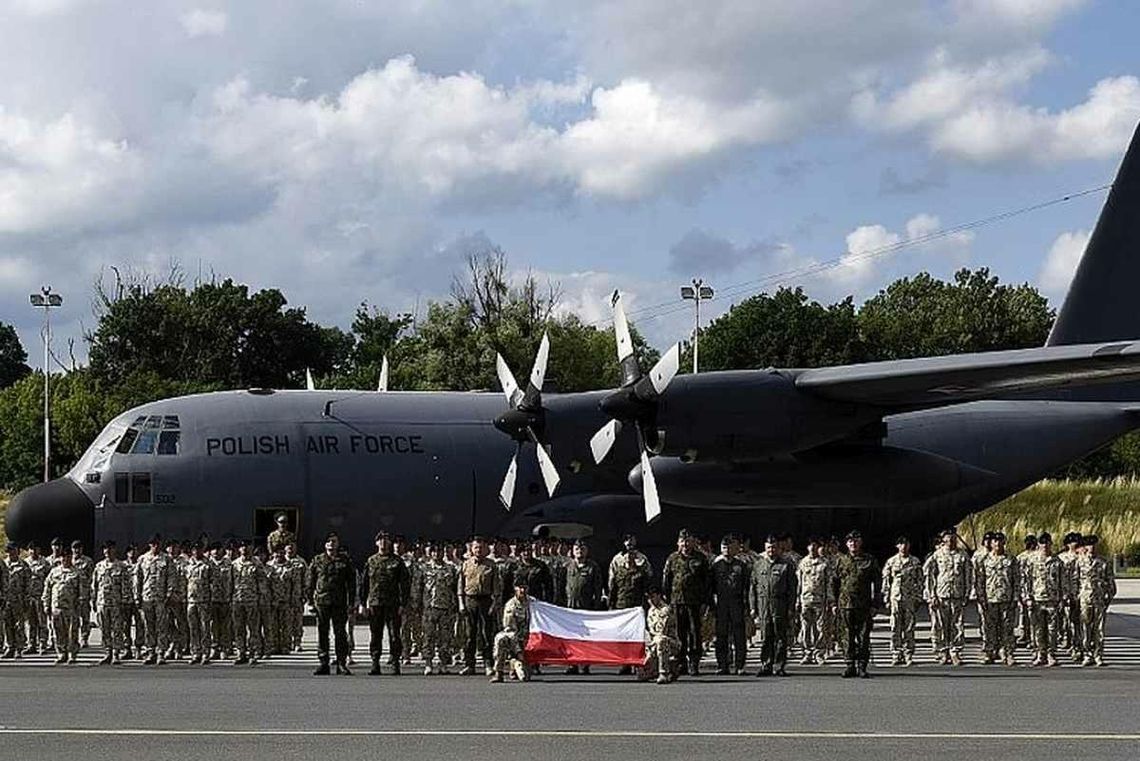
795 340 1140 407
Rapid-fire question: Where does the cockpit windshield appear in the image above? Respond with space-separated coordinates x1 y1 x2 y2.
114 414 181 456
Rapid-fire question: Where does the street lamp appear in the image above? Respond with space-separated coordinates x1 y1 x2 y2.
29 286 63 482
680 278 714 374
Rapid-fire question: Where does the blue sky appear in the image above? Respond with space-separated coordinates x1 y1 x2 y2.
2 0 1139 364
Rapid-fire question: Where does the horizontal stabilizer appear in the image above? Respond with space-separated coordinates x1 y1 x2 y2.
796 340 1140 408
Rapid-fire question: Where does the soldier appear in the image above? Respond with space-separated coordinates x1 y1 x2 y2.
209 542 234 660
833 530 881 678
361 532 410 675
254 545 274 659
231 538 262 665
972 532 994 656
417 540 459 675
398 537 424 664
135 534 171 665
609 534 653 584
644 585 679 684
882 535 923 666
662 529 711 676
513 542 553 604
547 541 570 607
267 546 291 655
267 512 296 554
308 532 356 675
564 540 604 675
24 542 50 654
90 541 127 664
185 541 214 664
285 542 308 652
926 528 972 665
120 544 143 660
70 540 94 648
2 542 29 658
1076 535 1115 667
1059 531 1084 661
750 534 796 677
43 551 81 664
489 577 531 683
780 533 803 656
977 531 1019 666
711 534 750 675
164 539 189 659
797 537 832 665
1016 534 1038 646
1024 532 1065 666
458 535 501 676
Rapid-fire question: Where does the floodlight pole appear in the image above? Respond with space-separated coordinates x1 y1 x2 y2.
680 278 714 374
30 286 62 482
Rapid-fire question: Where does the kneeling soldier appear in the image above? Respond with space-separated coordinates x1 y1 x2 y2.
490 578 531 683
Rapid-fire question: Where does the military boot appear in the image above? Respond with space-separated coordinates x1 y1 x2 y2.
857 662 870 679
391 662 401 676
313 660 331 676
1 648 15 659
336 661 353 676
368 658 382 676
841 662 857 678
112 651 122 665
144 651 158 665
99 652 113 665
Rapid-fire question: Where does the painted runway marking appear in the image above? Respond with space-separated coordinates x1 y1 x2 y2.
1 729 1139 741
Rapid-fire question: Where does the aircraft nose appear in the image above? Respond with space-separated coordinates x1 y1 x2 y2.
5 478 94 549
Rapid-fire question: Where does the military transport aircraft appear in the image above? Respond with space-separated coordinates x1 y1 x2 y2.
9 123 1140 560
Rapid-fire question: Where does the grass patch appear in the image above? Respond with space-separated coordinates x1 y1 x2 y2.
959 478 1140 559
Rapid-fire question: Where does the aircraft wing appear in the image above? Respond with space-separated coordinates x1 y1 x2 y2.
794 340 1140 408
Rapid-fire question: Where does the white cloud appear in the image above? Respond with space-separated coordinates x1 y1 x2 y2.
1039 229 1089 298
179 9 227 38
830 213 973 290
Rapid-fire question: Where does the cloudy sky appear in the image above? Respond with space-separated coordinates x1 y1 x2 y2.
3 0 1139 365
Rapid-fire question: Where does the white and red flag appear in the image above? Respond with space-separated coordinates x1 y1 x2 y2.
525 600 646 666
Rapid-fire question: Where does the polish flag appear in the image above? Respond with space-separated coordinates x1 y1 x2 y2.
525 600 646 666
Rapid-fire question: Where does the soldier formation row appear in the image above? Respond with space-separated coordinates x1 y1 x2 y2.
0 524 1116 681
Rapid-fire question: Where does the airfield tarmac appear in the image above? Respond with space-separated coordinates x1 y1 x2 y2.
3 580 1139 761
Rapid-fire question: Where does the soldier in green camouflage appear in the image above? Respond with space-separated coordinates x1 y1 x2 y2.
1076 535 1115 667
43 552 81 664
285 542 308 652
972 532 994 656
1016 535 1038 646
513 542 553 603
185 542 214 664
267 546 292 655
209 542 234 659
397 537 423 665
254 545 274 659
2 542 29 658
489 577 531 683
925 528 972 665
977 532 1020 666
833 530 881 678
164 539 188 659
24 542 50 653
308 532 356 675
70 541 94 649
418 541 459 675
364 531 411 675
662 529 711 676
1058 531 1083 660
882 536 923 666
91 541 128 664
1023 532 1065 666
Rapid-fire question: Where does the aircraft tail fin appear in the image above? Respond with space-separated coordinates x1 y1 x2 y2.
1047 121 1140 347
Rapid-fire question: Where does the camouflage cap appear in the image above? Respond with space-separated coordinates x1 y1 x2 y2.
1063 531 1082 545
1038 532 1053 544
845 530 863 541
992 531 1006 542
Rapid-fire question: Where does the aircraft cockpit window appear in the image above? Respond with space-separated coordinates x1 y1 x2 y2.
157 430 181 455
115 428 139 454
131 429 158 455
144 415 162 429
162 415 180 429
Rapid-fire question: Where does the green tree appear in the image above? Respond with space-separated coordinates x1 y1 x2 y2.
0 322 30 389
857 268 1053 360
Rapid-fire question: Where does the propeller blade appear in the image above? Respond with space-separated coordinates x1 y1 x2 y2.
495 353 522 408
522 332 550 408
611 290 634 363
639 448 662 523
531 433 561 497
499 447 520 510
589 419 622 464
305 368 316 391
378 355 389 392
649 343 681 396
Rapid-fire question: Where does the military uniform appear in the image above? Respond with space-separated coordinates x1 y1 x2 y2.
91 556 129 661
2 555 30 657
882 552 923 664
977 551 1019 664
662 549 711 673
210 553 234 658
363 549 411 671
834 550 881 677
608 550 652 587
608 556 651 610
307 550 356 671
286 554 308 650
24 554 50 652
135 550 172 664
418 557 459 673
120 555 143 657
43 563 82 662
1076 551 1115 665
267 557 291 655
750 553 796 675
925 544 972 662
458 556 501 673
185 556 214 661
971 546 990 654
255 557 274 658
1015 547 1036 644
711 552 750 673
491 594 530 681
1058 546 1082 656
267 527 296 555
1023 550 1065 665
565 557 604 610
513 558 553 603
644 601 680 683
230 554 263 663
166 555 189 658
797 555 832 663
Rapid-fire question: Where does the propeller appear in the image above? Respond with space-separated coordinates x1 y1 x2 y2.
494 332 560 509
590 290 681 522
378 355 389 392
305 368 316 391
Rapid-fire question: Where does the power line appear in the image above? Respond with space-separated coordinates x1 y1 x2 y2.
600 182 1112 329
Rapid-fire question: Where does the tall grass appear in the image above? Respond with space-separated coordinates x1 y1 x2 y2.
959 478 1140 559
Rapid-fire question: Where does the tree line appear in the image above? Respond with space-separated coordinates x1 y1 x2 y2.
1 251 1135 492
